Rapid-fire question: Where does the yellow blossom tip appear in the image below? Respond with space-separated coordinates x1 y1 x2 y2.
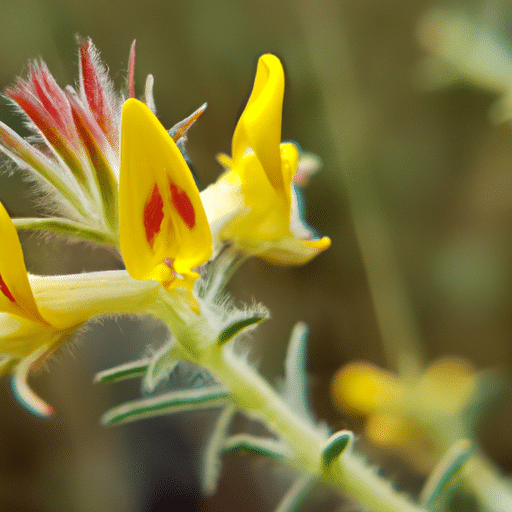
232 54 285 194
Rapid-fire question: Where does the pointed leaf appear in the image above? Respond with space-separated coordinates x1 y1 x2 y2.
420 439 474 507
201 405 237 495
94 359 151 384
11 346 54 417
102 385 230 425
0 120 90 219
6 64 88 185
128 40 136 99
66 90 118 229
119 98 212 289
168 103 207 142
217 310 268 346
321 431 354 466
13 217 117 245
223 434 288 459
79 38 118 150
283 322 313 423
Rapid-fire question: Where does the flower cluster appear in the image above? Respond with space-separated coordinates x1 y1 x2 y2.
331 358 505 472
0 40 330 416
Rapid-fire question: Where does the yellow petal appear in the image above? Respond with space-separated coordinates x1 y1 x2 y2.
0 313 56 361
219 153 290 250
119 99 212 289
0 202 46 324
231 54 285 195
258 236 331 265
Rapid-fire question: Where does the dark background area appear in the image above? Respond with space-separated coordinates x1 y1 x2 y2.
0 0 512 510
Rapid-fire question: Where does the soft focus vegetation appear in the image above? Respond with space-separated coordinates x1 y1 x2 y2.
1 0 512 510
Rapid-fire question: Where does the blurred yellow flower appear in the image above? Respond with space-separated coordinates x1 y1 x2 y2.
331 358 488 472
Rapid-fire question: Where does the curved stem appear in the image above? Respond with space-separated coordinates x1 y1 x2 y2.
199 342 425 512
146 296 424 511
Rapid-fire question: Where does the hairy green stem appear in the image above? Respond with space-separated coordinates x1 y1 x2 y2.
151 298 424 512
202 342 424 512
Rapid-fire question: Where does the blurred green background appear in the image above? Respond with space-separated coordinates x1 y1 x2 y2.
1 0 512 510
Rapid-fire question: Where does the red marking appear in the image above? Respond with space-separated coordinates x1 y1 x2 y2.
80 42 106 117
79 39 114 140
128 40 136 98
0 275 15 302
6 64 75 151
32 64 72 136
144 185 164 248
170 182 195 229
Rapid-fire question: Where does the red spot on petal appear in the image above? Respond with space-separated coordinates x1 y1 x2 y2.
170 182 195 229
0 275 15 302
144 185 164 248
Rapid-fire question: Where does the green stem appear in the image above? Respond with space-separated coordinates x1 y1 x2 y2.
199 342 424 512
152 295 425 512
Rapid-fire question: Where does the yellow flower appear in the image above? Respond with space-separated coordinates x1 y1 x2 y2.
0 97 213 416
201 54 331 265
119 98 212 292
331 359 490 473
0 192 162 416
0 201 104 415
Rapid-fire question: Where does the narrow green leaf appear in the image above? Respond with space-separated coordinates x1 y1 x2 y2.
94 359 151 384
11 346 54 418
201 405 237 495
420 439 474 508
321 431 354 466
283 322 314 424
13 217 117 245
275 475 316 512
102 385 230 425
217 313 267 346
223 434 288 459
0 120 91 219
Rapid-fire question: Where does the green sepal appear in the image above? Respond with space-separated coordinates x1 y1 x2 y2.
420 439 474 508
13 217 117 246
102 385 231 425
274 474 316 512
201 405 237 495
282 322 314 424
321 431 354 466
94 359 151 384
223 434 288 459
143 338 180 392
217 310 268 346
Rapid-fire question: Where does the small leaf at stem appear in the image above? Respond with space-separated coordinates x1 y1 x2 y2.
94 359 151 384
217 313 267 346
222 434 288 459
201 405 237 495
420 439 474 508
321 431 354 466
102 385 230 425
